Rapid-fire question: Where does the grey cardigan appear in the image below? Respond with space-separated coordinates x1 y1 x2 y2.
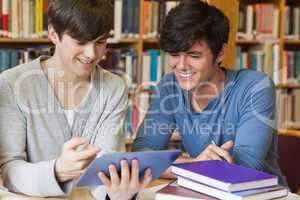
0 57 128 197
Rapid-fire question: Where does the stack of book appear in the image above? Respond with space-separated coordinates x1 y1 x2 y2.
156 160 288 200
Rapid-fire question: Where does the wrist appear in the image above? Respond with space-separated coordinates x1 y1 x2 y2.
54 158 64 182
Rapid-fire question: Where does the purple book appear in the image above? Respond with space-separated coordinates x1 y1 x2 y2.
172 160 278 192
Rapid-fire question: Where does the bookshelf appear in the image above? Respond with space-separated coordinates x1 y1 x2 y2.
278 129 300 138
0 38 50 43
1 0 300 143
236 0 300 132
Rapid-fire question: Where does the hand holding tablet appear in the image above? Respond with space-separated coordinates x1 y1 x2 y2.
76 149 181 187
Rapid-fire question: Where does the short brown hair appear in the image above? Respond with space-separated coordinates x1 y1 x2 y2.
48 0 113 42
160 0 229 59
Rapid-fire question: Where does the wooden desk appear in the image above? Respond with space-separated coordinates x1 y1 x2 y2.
0 179 172 200
2 179 300 200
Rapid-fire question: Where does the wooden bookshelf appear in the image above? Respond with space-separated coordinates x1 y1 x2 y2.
284 39 300 45
107 38 140 44
237 38 280 44
276 83 300 89
236 39 263 44
278 129 300 138
236 0 300 134
143 38 159 43
0 37 141 44
0 37 51 43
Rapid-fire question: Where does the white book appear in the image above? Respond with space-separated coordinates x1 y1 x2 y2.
255 51 264 72
113 0 122 40
125 52 133 86
23 0 29 38
11 0 18 38
242 52 248 68
272 44 280 84
142 52 151 84
272 8 279 38
177 177 288 200
246 5 254 39
138 92 150 125
293 7 300 38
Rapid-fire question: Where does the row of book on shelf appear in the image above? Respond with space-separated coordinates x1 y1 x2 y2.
0 47 169 85
1 1 300 41
113 0 140 40
141 0 179 39
238 3 300 40
99 48 169 89
238 3 279 40
156 160 289 200
285 5 300 40
0 46 52 71
277 89 300 130
0 0 180 40
0 0 48 38
236 44 300 85
112 0 179 40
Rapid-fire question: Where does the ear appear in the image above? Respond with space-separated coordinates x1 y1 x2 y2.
216 44 227 64
48 24 60 44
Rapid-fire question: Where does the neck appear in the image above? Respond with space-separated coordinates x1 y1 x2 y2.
41 55 92 109
41 55 90 84
191 67 226 112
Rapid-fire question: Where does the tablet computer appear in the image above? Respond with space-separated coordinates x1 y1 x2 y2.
76 149 181 187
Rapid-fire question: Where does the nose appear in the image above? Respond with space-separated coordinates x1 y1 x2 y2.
177 54 188 70
83 43 96 59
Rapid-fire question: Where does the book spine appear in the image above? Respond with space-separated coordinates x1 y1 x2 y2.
0 0 3 37
2 0 9 38
113 0 122 40
43 0 48 37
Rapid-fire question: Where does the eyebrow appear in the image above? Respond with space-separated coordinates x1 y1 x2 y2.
186 51 202 55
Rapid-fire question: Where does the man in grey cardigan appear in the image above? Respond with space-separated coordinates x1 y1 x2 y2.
0 0 151 199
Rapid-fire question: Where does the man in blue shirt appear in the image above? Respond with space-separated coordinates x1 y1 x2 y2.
133 1 286 185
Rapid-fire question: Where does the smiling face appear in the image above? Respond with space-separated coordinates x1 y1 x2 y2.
168 41 225 92
48 25 107 78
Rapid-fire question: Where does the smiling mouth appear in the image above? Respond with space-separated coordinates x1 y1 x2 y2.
177 72 195 79
77 58 93 65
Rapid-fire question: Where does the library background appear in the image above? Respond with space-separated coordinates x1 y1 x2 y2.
0 0 299 194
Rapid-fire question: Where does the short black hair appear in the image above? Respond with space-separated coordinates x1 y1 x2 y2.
160 0 229 59
48 0 113 43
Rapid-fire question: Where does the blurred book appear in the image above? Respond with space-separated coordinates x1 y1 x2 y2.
177 177 288 200
156 181 218 200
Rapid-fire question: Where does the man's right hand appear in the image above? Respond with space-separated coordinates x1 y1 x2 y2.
54 137 101 182
195 140 234 163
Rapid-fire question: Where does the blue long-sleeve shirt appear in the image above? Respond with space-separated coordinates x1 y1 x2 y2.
133 68 286 185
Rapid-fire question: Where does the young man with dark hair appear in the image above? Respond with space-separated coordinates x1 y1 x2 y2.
0 0 151 199
133 1 286 185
